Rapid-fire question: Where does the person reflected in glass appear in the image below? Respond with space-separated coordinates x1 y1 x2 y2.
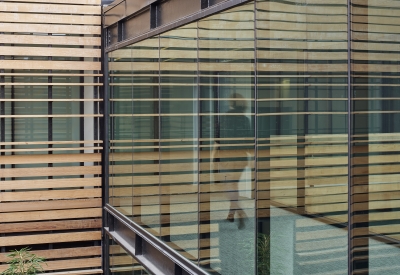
212 92 252 229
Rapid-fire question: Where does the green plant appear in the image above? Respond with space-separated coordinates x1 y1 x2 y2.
0 247 46 275
257 233 270 275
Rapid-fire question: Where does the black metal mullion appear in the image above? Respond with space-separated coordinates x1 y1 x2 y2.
11 66 15 179
347 0 354 274
101 5 111 271
80 34 85 178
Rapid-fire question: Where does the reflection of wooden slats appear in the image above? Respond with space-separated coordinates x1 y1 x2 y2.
257 2 347 14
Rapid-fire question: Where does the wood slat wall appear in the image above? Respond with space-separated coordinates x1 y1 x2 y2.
0 0 102 273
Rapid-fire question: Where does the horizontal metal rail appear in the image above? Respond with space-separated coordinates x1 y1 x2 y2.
104 204 209 275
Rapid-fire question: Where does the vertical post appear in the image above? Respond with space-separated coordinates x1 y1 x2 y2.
80 34 85 177
347 0 353 273
102 7 111 273
0 31 5 255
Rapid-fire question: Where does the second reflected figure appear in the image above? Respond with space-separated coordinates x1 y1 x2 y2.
212 92 252 229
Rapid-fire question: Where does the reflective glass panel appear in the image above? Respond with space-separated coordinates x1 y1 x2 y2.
159 23 199 261
198 2 256 274
256 0 349 274
351 0 400 273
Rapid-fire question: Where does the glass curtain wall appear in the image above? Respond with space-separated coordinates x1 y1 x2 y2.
107 0 400 274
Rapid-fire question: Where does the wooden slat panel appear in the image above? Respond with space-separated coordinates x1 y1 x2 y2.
0 35 101 46
0 165 101 178
0 231 101 246
0 198 102 213
0 189 101 202
0 219 101 234
0 208 101 223
0 3 100 15
0 12 101 25
0 47 100 58
2 0 101 4
0 178 101 191
0 1 102 274
0 23 100 35
0 260 101 274
0 152 100 164
0 60 101 71
0 247 101 262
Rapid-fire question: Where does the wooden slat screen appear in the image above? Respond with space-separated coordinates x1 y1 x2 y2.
0 0 102 273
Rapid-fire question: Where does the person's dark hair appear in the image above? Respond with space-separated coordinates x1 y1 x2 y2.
229 93 247 113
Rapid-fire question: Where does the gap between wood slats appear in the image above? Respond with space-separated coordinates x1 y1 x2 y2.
0 60 100 71
0 12 100 25
0 3 101 15
1 83 103 86
0 23 100 35
0 198 101 213
0 73 102 77
1 99 103 102
0 35 101 46
0 140 102 146
0 115 102 118
0 147 102 153
0 178 101 190
0 47 100 58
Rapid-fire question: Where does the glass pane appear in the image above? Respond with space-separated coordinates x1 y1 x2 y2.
159 23 199 261
131 37 161 236
109 48 134 216
351 0 400 273
256 0 348 274
198 2 256 274
109 239 151 275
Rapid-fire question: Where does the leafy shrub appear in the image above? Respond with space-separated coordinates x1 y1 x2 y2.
0 247 46 275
